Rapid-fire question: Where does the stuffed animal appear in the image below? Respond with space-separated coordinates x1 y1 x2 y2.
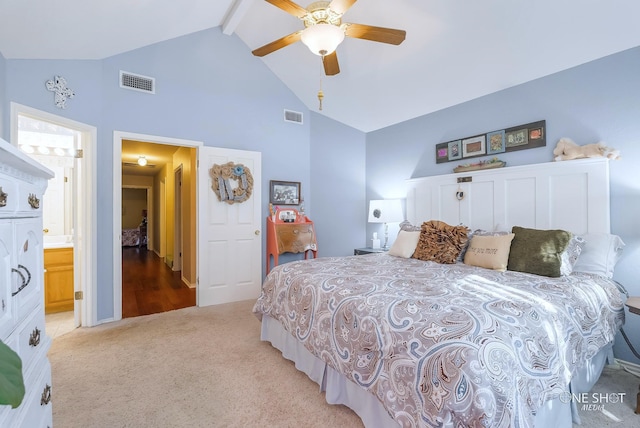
553 138 620 161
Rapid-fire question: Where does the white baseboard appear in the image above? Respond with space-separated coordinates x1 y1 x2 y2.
182 275 196 289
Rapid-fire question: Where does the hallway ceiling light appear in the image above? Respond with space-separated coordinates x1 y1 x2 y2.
137 156 148 166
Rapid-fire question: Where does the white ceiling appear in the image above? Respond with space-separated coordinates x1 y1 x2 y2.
1 1 639 132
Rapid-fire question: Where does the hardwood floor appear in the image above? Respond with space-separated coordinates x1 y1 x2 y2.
122 246 195 318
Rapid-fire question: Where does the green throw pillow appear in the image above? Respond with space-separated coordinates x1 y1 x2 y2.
507 226 572 277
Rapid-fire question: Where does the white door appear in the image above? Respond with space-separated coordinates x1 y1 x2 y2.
197 147 262 307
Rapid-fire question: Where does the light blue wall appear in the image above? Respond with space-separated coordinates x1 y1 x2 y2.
0 51 5 139
366 46 640 363
310 112 366 257
3 28 311 322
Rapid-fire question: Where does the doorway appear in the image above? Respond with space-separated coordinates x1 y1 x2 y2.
10 102 97 329
115 133 200 319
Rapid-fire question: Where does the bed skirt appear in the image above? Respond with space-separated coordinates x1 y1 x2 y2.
260 315 614 428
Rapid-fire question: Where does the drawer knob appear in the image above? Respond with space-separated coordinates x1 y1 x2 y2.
29 327 41 347
0 186 6 207
41 384 52 406
28 193 40 209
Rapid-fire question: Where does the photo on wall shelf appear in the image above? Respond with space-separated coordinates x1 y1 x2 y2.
487 130 506 154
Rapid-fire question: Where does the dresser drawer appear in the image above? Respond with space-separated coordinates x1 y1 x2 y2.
275 224 317 254
12 359 52 428
15 309 49 380
16 181 44 214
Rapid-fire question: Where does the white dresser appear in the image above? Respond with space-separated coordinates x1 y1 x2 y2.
0 138 54 427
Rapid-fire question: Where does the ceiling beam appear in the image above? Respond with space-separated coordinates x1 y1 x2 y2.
222 0 254 35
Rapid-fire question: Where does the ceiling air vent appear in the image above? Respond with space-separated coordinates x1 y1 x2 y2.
120 71 155 94
284 109 303 125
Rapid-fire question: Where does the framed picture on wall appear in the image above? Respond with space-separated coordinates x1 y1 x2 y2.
448 140 462 160
487 130 506 154
435 142 449 163
462 135 486 158
270 180 300 205
505 128 528 148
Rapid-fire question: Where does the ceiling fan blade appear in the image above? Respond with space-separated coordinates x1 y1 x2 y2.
344 23 406 45
322 52 340 76
265 0 308 19
252 31 303 57
328 0 357 15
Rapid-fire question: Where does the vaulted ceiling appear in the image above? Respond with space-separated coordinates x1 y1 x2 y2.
1 1 639 132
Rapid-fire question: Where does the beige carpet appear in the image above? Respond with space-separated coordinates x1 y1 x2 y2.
49 300 640 427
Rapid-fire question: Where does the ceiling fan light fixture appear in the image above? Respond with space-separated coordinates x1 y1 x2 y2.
137 156 148 166
301 23 345 56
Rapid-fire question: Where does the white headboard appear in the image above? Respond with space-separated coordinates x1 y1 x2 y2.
406 158 610 235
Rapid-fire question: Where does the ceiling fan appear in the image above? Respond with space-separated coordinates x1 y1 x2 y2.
251 0 406 76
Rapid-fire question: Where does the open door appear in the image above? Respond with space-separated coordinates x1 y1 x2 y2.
197 147 262 306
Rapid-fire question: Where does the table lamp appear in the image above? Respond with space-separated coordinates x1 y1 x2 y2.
368 199 404 249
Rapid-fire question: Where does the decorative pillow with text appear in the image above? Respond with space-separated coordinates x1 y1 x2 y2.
464 233 515 271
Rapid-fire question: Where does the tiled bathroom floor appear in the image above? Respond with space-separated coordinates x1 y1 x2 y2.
45 311 76 339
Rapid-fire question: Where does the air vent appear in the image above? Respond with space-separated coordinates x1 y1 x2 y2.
120 71 155 94
284 109 303 124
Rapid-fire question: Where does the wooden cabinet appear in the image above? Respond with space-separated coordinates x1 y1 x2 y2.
266 208 317 274
44 247 74 314
0 138 54 427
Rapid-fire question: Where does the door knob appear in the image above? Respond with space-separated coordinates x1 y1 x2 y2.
254 230 260 235
43 228 49 233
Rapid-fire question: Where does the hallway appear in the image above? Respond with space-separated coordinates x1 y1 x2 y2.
122 246 196 318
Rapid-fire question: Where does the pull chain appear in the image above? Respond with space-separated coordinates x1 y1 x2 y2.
317 58 324 111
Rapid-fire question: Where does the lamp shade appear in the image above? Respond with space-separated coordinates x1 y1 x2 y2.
368 199 404 223
301 23 345 56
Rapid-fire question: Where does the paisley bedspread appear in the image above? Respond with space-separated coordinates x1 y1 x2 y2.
253 254 625 427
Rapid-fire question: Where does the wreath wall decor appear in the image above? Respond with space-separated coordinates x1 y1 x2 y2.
210 162 253 204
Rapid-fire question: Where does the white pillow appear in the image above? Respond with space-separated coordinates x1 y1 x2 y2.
572 233 625 278
388 230 421 258
560 235 585 276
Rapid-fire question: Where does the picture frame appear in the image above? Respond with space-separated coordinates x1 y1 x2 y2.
269 180 300 205
486 130 506 154
505 128 528 148
462 135 486 158
448 140 462 160
435 142 449 164
529 126 544 141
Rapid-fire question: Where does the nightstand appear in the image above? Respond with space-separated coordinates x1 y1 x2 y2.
354 247 388 255
625 297 640 414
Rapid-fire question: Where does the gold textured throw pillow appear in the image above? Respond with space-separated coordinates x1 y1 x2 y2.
412 220 469 264
464 234 515 271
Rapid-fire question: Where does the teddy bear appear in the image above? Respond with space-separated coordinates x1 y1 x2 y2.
553 138 620 161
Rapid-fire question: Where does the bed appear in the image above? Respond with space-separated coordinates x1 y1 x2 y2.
253 158 625 427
